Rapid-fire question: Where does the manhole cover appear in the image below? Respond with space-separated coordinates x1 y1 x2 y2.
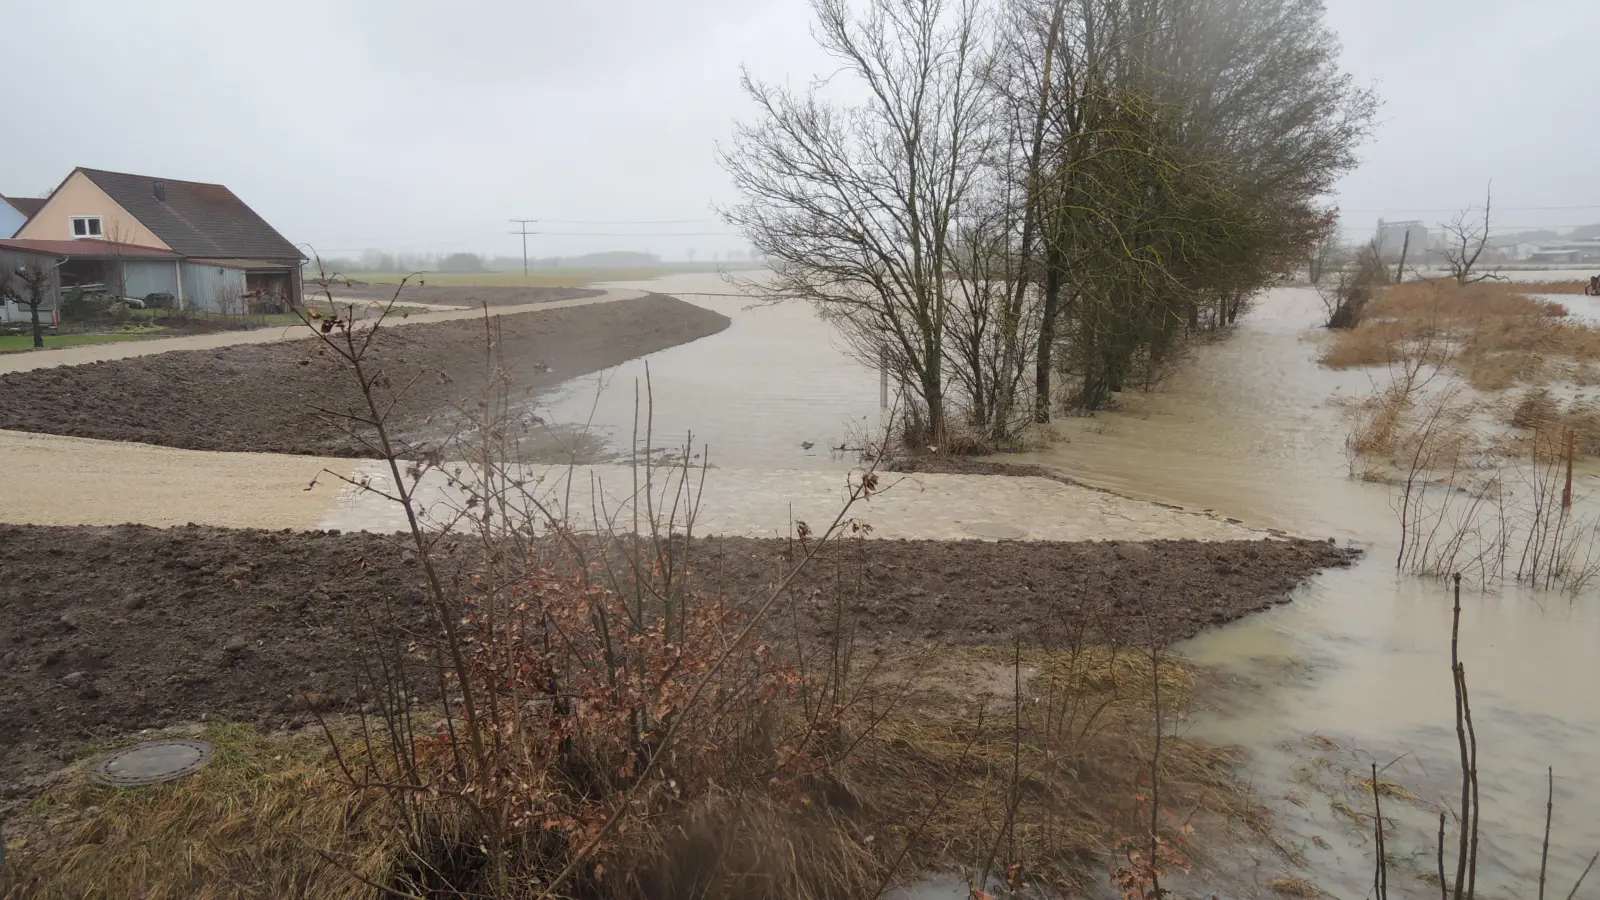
94 739 213 787
964 522 1026 540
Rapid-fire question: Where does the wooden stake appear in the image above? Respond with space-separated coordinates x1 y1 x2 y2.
1563 429 1575 511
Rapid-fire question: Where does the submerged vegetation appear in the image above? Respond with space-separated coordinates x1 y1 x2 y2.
1328 278 1600 591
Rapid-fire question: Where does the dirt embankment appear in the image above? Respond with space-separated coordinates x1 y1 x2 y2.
0 294 729 458
0 523 1357 790
320 283 603 308
887 455 1065 479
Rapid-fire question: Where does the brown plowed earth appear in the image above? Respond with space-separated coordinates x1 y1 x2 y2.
0 294 729 457
0 524 1357 795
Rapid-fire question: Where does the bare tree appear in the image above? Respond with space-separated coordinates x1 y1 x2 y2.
722 0 991 448
101 219 134 302
1309 230 1344 285
1317 239 1387 330
0 261 56 349
1440 183 1502 285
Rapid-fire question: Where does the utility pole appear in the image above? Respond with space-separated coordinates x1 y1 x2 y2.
509 219 538 278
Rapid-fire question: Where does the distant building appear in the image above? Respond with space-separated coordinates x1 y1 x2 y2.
1374 219 1429 261
1527 241 1600 265
0 196 43 238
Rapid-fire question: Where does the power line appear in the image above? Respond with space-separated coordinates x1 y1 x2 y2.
1338 205 1600 214
535 218 722 225
1337 219 1600 229
509 219 538 277
536 230 738 237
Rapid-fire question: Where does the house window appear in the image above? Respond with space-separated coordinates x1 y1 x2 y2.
71 216 103 238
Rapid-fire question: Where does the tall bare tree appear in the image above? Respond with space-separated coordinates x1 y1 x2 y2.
1440 182 1501 285
725 0 1375 446
722 0 991 448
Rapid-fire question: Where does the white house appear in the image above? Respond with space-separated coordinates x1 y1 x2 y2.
0 196 42 238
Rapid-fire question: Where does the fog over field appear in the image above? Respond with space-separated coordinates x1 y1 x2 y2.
5 0 1597 260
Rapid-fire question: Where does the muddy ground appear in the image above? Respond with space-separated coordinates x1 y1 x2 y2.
0 523 1357 793
888 455 1064 479
0 295 728 458
319 282 603 308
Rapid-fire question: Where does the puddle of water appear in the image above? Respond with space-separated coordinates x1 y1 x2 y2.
531 273 888 469
1004 286 1600 895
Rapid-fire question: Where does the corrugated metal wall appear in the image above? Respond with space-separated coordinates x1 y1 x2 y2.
121 260 181 300
0 248 60 324
180 263 247 314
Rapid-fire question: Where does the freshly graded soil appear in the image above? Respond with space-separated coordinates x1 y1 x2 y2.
0 294 729 458
0 523 1357 790
321 283 603 308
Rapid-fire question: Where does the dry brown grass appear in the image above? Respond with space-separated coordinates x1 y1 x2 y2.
1267 875 1325 897
1499 389 1600 460
1322 279 1597 394
1 723 401 900
2 647 1250 900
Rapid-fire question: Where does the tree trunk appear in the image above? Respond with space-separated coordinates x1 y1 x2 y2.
1034 256 1064 423
922 369 946 450
997 0 1067 434
29 304 43 349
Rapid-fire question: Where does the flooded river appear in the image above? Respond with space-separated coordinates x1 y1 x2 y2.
1005 288 1600 896
536 274 887 468
553 273 1600 896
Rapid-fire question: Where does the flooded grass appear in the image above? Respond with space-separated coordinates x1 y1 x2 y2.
1320 279 1595 394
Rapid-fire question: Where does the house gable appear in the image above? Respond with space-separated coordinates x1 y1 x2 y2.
79 169 301 260
0 202 24 239
15 170 171 250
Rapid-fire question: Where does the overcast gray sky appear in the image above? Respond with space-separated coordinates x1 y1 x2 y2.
5 0 1596 259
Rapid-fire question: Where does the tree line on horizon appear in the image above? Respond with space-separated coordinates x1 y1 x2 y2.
310 248 767 275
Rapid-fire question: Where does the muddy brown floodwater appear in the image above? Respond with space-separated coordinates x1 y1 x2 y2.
1000 287 1600 897
524 274 1600 895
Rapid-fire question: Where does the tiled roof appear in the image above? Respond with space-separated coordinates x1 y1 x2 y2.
77 168 302 260
2 197 45 217
0 238 182 259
